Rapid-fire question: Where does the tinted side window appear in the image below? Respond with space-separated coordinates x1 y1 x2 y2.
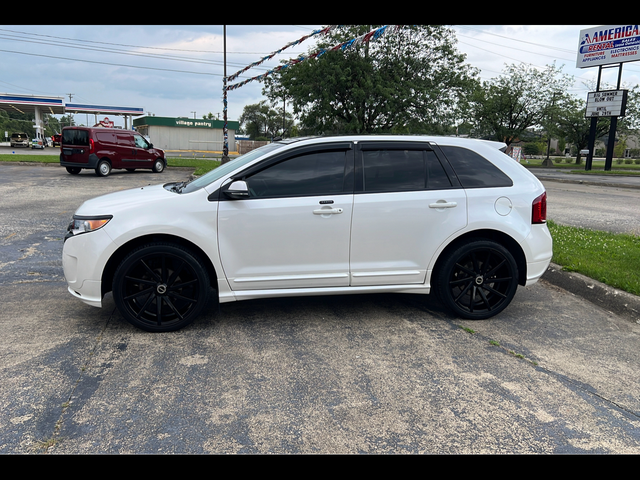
63 129 89 146
440 146 512 188
426 150 452 189
363 149 424 192
246 150 347 198
361 149 452 192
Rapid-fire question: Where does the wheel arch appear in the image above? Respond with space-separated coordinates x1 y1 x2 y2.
432 229 527 287
101 233 218 297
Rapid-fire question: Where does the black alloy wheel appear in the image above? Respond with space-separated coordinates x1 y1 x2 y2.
113 243 210 332
437 240 518 320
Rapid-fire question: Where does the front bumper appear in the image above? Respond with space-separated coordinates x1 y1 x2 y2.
62 227 117 308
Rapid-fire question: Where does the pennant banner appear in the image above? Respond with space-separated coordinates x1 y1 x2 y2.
226 25 339 83
225 25 403 92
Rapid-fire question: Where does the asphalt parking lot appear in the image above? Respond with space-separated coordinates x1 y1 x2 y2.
1 161 640 453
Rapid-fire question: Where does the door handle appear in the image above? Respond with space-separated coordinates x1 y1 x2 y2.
313 207 344 215
429 201 457 209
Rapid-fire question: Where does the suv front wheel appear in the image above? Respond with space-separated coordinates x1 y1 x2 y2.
112 243 210 332
436 239 519 320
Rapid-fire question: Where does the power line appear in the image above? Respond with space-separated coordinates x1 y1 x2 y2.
0 32 265 71
0 27 307 56
0 49 225 76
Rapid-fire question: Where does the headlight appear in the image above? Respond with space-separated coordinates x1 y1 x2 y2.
66 215 113 237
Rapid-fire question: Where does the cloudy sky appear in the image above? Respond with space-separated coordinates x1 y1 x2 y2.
1 25 638 128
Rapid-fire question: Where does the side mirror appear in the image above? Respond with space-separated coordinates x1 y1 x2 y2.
224 180 249 199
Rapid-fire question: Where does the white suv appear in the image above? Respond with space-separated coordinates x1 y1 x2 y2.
62 136 552 332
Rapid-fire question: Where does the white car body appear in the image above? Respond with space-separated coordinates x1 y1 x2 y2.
62 135 552 331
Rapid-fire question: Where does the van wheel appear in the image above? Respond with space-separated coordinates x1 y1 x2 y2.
152 159 165 173
66 167 81 175
95 160 111 177
126 168 136 172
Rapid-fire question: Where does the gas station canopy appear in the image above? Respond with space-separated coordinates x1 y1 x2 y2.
0 93 143 119
0 93 145 137
0 93 65 115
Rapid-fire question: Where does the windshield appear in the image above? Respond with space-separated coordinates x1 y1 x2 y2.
179 142 286 194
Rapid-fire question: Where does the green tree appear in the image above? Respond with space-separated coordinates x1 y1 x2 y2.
239 100 294 139
471 63 574 146
263 25 479 135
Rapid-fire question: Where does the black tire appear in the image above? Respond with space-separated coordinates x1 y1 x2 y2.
152 158 165 173
126 168 136 172
112 243 210 332
436 240 518 320
95 159 111 177
66 166 81 175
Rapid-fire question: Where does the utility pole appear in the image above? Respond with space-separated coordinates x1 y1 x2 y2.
221 25 230 164
66 94 75 126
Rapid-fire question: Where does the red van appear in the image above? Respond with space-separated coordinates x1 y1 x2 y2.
60 127 166 177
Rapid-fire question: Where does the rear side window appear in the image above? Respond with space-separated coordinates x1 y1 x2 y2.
63 129 89 146
440 146 512 188
361 148 452 192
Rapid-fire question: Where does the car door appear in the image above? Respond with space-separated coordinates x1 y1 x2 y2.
132 133 155 166
217 143 354 291
349 142 468 286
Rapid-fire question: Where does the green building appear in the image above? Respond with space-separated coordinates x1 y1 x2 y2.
133 116 240 153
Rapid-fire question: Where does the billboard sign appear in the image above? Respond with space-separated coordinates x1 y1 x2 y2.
585 90 628 118
577 25 640 68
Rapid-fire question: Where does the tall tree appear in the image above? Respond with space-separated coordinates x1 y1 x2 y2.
263 25 479 135
238 101 291 139
471 63 574 146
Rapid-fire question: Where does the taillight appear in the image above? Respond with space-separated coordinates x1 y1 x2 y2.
532 192 547 224
89 138 95 153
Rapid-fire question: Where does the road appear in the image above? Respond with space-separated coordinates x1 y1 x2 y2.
1 162 640 453
542 180 640 236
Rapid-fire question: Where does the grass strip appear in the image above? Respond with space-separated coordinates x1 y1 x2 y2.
0 154 221 176
547 219 640 296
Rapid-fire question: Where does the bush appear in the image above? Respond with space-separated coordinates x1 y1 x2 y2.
616 159 624 164
624 158 633 164
635 159 640 165
523 143 540 156
554 157 563 163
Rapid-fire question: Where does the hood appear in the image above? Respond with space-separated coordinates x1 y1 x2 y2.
74 183 172 216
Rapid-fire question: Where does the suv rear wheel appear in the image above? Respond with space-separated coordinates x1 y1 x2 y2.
436 239 518 320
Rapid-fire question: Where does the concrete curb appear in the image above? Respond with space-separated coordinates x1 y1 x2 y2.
541 262 640 324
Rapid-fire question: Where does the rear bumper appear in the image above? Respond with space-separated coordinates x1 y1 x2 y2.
60 153 99 169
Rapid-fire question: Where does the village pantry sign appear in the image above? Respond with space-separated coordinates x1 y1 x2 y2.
577 25 639 171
